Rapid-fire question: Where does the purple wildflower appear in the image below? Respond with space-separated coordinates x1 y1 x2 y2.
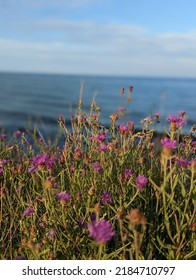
161 137 177 149
124 169 134 180
70 165 75 173
127 121 134 131
45 156 57 170
48 229 57 240
92 113 98 120
98 144 107 152
57 191 71 203
155 112 160 119
94 132 106 142
32 153 49 167
176 157 191 168
15 187 21 194
167 114 186 129
88 219 115 244
0 133 7 140
92 162 102 173
28 166 37 173
136 175 148 191
0 168 3 174
23 207 34 217
100 191 113 205
119 124 129 135
13 130 21 138
0 160 7 167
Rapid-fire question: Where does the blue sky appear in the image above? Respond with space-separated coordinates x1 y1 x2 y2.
1 0 196 77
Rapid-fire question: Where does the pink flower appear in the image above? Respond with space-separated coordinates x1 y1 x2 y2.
94 132 106 142
88 219 115 244
92 162 102 173
57 191 71 203
136 175 148 191
175 157 190 168
127 121 134 131
167 114 186 128
100 191 113 205
124 169 134 180
98 144 107 152
32 153 49 166
155 112 160 118
23 207 34 217
0 133 7 140
119 124 129 135
161 137 177 149
13 130 21 137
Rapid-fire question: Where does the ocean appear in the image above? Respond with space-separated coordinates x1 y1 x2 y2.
0 72 195 136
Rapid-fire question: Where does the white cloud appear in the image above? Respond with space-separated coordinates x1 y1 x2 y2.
1 21 196 77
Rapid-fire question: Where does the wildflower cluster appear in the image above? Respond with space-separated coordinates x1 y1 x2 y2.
0 86 195 260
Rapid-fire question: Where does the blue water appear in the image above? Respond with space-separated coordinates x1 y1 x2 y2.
0 72 195 135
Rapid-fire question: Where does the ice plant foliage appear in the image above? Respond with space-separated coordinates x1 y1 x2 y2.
88 219 115 244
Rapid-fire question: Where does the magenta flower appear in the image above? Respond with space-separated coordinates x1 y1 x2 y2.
92 162 102 173
100 191 113 205
0 168 3 174
167 114 186 128
48 229 57 240
127 121 134 130
161 137 177 149
92 113 98 120
94 132 106 142
28 166 37 173
119 124 129 135
32 153 49 166
13 130 21 137
23 207 34 217
98 144 107 152
0 159 7 167
88 219 115 244
124 169 134 180
30 153 57 171
0 133 7 140
155 112 160 118
175 157 190 168
57 191 71 203
136 175 148 191
46 156 57 169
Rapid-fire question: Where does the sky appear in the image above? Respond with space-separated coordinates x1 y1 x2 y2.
1 0 196 77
